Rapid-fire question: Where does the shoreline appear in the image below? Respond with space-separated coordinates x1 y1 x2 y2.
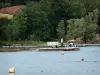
0 43 100 52
0 47 35 52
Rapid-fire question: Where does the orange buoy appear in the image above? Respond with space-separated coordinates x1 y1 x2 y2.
81 58 84 62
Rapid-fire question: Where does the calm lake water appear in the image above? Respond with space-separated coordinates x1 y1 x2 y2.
0 47 100 75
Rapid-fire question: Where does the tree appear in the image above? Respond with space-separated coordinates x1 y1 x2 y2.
27 10 50 41
0 0 11 8
57 20 65 39
12 10 27 40
67 19 83 40
0 18 9 40
67 9 99 43
13 2 51 41
39 0 52 14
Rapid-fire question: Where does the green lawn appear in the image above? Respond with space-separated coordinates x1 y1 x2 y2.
0 40 46 46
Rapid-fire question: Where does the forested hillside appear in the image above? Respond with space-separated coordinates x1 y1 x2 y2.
0 0 100 43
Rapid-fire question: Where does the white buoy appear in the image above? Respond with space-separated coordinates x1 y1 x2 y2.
61 52 64 55
9 67 15 73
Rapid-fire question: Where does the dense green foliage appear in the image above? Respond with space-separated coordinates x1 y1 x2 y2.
0 0 100 43
0 0 40 7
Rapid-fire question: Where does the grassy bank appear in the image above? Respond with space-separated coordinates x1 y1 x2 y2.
0 40 45 46
0 41 45 52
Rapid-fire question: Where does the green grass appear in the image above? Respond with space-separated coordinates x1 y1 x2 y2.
0 40 46 46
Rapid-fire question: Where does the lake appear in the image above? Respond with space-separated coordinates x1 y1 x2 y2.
0 47 100 75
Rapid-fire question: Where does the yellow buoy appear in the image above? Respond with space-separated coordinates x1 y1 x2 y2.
9 67 15 73
61 52 64 55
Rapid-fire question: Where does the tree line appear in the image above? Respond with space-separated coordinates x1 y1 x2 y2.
0 0 100 43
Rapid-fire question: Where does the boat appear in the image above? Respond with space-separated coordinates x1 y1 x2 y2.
63 47 80 51
38 47 80 51
38 40 80 51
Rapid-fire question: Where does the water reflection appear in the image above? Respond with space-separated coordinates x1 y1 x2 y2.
9 73 15 75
